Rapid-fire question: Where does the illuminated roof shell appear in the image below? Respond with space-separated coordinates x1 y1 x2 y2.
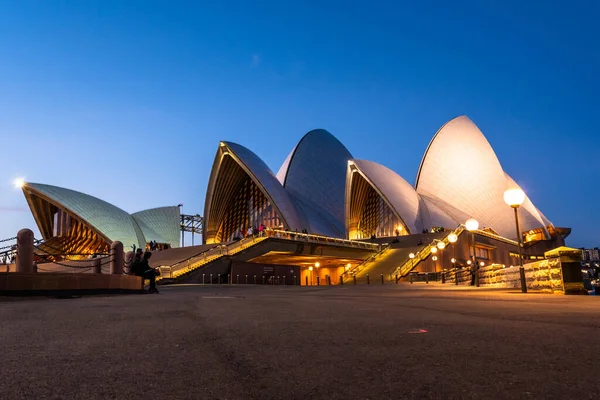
346 159 424 234
203 141 305 243
416 116 552 239
132 206 181 248
277 129 352 237
23 183 146 248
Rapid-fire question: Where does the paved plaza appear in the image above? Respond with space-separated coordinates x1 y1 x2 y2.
1 284 599 399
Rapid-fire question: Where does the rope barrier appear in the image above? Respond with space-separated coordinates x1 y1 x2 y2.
0 237 17 243
33 245 109 259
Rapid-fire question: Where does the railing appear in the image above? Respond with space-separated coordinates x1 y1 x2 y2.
158 235 269 280
343 245 391 278
157 228 378 281
395 226 466 278
265 229 379 251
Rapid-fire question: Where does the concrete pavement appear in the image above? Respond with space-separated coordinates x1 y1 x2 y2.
0 284 599 399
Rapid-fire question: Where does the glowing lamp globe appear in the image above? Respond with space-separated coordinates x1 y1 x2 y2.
465 218 479 232
447 232 458 243
479 261 485 267
308 266 313 271
409 253 415 259
346 263 351 270
13 178 25 189
504 187 525 208
432 256 438 261
437 241 445 250
451 258 456 263
315 262 320 268
467 260 472 265
430 246 438 254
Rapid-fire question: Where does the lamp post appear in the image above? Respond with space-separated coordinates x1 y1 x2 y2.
308 266 314 286
504 187 527 293
448 232 458 285
465 218 479 287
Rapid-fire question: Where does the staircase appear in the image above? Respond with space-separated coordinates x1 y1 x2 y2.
395 226 466 278
157 236 268 282
340 228 467 283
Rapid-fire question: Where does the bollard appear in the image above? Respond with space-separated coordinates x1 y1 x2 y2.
263 276 266 285
228 274 231 284
410 273 413 284
327 275 331 285
202 274 205 284
246 274 248 284
395 274 399 284
305 276 308 286
367 274 370 285
283 276 286 285
316 276 320 286
425 273 429 284
218 273 221 284
110 241 124 275
210 273 213 284
381 274 384 285
340 276 344 286
16 228 34 273
455 269 459 286
237 274 239 284
441 270 446 284
94 258 101 274
254 275 256 284
294 276 297 285
353 275 356 285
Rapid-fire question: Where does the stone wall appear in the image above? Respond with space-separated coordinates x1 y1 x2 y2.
478 258 564 293
439 247 585 294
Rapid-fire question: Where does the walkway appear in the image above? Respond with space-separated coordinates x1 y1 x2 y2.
2 285 599 399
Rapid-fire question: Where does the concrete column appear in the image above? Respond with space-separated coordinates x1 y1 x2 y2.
125 251 134 274
110 241 124 275
94 258 102 273
16 228 34 273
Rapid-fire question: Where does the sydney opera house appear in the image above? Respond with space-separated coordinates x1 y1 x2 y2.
20 116 568 260
203 116 567 245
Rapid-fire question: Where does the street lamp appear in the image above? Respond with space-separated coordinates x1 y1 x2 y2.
13 178 25 189
430 246 438 254
308 266 314 285
465 218 479 286
436 241 445 250
448 232 458 274
409 253 415 259
504 187 527 293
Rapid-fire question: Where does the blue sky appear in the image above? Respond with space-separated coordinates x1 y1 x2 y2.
1 1 598 247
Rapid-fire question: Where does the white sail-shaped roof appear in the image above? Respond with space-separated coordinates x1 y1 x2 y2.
347 160 424 234
23 182 146 248
416 116 552 240
132 206 181 248
203 141 305 243
277 129 352 237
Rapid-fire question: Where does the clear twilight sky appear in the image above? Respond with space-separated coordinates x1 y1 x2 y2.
0 1 598 247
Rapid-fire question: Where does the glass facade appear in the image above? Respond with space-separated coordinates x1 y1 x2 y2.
348 172 405 240
216 174 283 243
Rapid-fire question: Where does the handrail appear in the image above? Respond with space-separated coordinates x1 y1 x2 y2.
395 226 466 277
158 228 379 281
343 244 390 278
265 229 379 250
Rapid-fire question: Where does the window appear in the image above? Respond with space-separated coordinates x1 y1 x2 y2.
470 247 490 259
